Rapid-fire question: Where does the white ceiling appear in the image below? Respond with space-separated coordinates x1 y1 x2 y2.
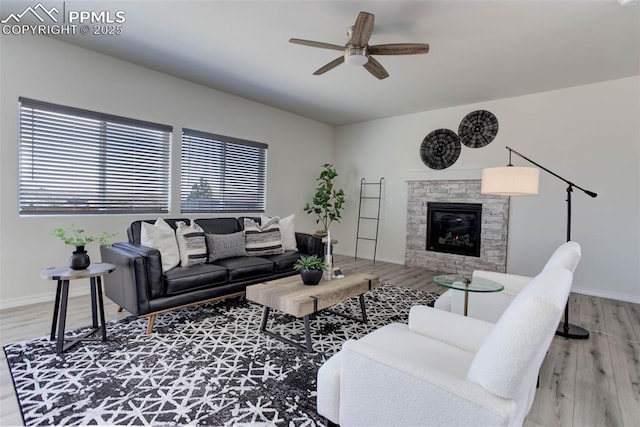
3 0 639 125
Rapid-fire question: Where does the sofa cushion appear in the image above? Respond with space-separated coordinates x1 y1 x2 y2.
542 241 581 273
244 218 285 256
433 290 453 312
360 323 474 380
466 268 571 400
206 231 247 262
260 250 300 272
164 263 228 296
175 221 208 267
140 218 180 272
317 351 343 425
195 218 241 235
213 256 274 282
467 297 555 400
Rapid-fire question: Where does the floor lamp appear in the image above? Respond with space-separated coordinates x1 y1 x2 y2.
481 146 597 340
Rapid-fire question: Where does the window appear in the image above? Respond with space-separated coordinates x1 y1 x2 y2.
18 98 171 215
181 129 267 213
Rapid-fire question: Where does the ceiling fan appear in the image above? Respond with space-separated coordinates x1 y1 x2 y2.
289 11 429 80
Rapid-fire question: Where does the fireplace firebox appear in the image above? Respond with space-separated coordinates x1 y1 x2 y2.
426 202 482 257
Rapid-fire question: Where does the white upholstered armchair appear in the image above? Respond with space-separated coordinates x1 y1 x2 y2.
434 241 581 323
317 267 573 426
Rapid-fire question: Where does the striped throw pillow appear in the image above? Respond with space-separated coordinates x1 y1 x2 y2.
175 221 208 266
244 217 284 256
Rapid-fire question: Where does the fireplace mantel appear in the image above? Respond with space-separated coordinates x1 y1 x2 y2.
405 168 483 182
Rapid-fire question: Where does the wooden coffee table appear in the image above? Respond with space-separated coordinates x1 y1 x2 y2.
246 273 379 352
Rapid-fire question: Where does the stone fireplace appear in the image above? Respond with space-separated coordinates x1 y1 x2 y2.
406 179 509 276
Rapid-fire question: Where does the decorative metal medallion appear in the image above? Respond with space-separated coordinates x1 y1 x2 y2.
420 129 461 170
458 110 499 148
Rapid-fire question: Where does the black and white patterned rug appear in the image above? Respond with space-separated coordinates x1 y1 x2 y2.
4 283 438 426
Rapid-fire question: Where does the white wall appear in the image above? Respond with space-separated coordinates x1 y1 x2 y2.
0 35 334 308
333 77 640 303
1 36 638 307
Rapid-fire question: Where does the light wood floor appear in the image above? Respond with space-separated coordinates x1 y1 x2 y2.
1 255 638 426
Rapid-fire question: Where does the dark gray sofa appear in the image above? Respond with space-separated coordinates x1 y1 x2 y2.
100 217 324 333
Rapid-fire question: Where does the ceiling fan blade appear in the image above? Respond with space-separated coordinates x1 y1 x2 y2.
349 11 375 46
368 43 430 55
289 38 345 51
363 56 389 80
313 56 345 75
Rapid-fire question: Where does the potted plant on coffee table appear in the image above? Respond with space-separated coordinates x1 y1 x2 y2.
294 255 327 286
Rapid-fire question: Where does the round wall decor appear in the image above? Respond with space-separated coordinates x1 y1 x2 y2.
420 129 461 170
458 110 499 148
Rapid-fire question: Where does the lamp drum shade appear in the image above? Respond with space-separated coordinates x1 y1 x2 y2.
481 166 540 195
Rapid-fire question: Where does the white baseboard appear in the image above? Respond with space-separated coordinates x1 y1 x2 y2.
334 250 405 266
572 286 640 304
372 255 405 265
0 284 92 311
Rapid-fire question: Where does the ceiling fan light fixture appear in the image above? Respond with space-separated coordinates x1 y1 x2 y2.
290 11 428 78
345 45 369 66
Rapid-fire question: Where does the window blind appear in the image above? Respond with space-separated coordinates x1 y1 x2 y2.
18 98 172 215
181 129 267 213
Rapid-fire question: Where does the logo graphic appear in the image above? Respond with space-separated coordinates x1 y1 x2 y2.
1 2 59 24
2 2 125 36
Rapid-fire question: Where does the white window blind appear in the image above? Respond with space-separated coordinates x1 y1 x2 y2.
18 98 172 215
181 129 267 213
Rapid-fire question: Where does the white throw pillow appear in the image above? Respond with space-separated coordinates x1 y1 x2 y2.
261 213 297 251
175 221 208 267
140 218 180 272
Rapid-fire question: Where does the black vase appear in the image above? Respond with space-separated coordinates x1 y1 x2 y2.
69 246 91 270
300 268 323 286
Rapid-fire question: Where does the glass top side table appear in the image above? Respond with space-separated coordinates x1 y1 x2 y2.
433 274 504 317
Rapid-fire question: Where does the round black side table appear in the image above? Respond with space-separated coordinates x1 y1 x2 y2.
41 263 115 353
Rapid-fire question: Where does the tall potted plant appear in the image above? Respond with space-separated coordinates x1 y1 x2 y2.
304 163 346 236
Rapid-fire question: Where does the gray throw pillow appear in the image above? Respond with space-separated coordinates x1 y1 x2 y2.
206 231 247 262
